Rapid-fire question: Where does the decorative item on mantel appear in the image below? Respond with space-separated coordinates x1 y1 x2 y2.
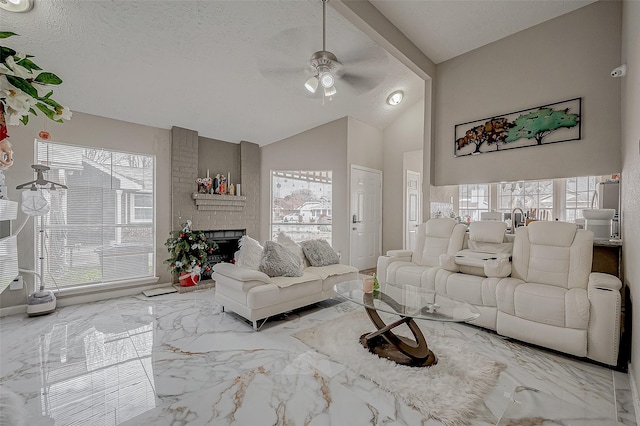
164 220 218 286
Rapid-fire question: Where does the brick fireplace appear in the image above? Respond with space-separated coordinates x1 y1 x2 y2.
170 126 261 263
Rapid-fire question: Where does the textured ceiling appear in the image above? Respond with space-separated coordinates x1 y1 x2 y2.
370 0 598 64
1 0 596 146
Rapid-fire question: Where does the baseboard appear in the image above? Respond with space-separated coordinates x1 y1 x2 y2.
628 363 640 426
0 304 27 317
0 282 174 317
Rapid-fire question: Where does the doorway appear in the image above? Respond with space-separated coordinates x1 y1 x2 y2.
349 165 382 271
405 170 422 250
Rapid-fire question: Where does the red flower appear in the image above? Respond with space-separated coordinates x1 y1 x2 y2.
180 233 185 238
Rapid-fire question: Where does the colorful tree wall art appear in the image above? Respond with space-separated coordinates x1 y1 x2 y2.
454 98 581 157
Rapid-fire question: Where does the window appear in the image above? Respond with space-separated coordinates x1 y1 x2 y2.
565 176 597 222
498 180 553 219
458 184 489 222
36 141 155 288
130 193 153 223
271 171 332 244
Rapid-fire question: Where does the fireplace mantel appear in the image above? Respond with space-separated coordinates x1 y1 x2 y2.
192 193 247 211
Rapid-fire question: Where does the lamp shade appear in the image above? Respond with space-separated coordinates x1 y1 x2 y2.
304 76 319 93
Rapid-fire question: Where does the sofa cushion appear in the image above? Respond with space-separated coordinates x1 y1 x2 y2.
235 236 263 270
528 221 577 247
468 221 507 244
305 263 358 280
300 239 340 267
259 241 303 278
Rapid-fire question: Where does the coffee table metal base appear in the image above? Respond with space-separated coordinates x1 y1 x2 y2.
360 304 438 367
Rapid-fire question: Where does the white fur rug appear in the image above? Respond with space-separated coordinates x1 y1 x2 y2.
293 310 505 426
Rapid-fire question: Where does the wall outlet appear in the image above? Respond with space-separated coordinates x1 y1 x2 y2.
10 276 23 290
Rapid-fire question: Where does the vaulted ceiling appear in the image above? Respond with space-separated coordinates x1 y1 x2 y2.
1 0 596 145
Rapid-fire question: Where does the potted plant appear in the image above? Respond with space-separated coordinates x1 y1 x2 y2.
164 220 217 286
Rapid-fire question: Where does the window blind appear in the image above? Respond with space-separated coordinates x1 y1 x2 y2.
35 141 155 288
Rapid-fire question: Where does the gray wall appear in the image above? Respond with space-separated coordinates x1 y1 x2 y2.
433 0 622 185
1 112 172 308
260 118 350 260
382 100 424 252
171 127 260 237
621 0 640 395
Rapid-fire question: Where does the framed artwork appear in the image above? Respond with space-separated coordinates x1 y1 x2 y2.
454 98 581 157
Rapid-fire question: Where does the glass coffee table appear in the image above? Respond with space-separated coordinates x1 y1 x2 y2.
334 281 480 367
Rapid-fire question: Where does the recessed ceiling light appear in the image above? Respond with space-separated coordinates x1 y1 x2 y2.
0 0 33 12
386 90 404 106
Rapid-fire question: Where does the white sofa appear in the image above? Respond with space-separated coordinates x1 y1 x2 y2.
213 259 358 330
378 219 622 366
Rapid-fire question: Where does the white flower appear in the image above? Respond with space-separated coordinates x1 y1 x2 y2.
5 56 32 79
0 63 13 76
54 105 72 121
175 261 183 268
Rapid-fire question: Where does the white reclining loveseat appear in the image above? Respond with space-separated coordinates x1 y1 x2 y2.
378 218 622 366
495 221 621 365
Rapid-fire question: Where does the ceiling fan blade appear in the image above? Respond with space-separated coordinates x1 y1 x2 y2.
337 45 389 68
340 72 385 94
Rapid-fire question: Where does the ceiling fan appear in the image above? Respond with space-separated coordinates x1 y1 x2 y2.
303 0 343 98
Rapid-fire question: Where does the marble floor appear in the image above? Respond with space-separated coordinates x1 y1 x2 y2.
0 288 635 426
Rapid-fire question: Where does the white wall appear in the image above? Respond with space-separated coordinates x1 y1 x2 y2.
260 118 351 261
621 0 640 393
0 112 172 309
382 100 424 252
434 1 622 185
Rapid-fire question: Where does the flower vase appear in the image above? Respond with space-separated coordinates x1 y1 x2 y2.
198 184 208 194
179 271 199 287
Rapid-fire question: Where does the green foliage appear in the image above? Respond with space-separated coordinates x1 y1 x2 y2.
164 221 218 275
1 32 70 125
506 108 579 145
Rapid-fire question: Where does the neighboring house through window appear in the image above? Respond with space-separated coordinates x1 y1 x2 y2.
36 141 155 288
271 171 332 244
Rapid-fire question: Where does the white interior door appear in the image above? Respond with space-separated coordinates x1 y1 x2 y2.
350 166 382 271
405 170 421 250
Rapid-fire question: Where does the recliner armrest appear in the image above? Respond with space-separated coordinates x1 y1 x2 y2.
377 252 412 283
588 272 622 291
386 249 413 258
212 262 271 284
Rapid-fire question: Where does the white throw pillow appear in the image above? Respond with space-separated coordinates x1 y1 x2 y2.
275 232 308 267
235 235 263 270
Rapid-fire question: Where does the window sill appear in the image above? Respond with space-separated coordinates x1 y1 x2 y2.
55 276 160 298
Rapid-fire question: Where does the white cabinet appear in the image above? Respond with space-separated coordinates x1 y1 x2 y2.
0 199 19 292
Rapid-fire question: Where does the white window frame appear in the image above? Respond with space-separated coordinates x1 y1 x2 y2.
458 183 490 222
129 192 153 223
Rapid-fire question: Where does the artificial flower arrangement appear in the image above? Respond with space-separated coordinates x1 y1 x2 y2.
164 221 218 283
196 177 213 187
0 32 72 170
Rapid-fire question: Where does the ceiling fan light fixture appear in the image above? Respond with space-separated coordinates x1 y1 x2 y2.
318 66 335 88
386 90 404 106
324 86 336 97
304 76 319 93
